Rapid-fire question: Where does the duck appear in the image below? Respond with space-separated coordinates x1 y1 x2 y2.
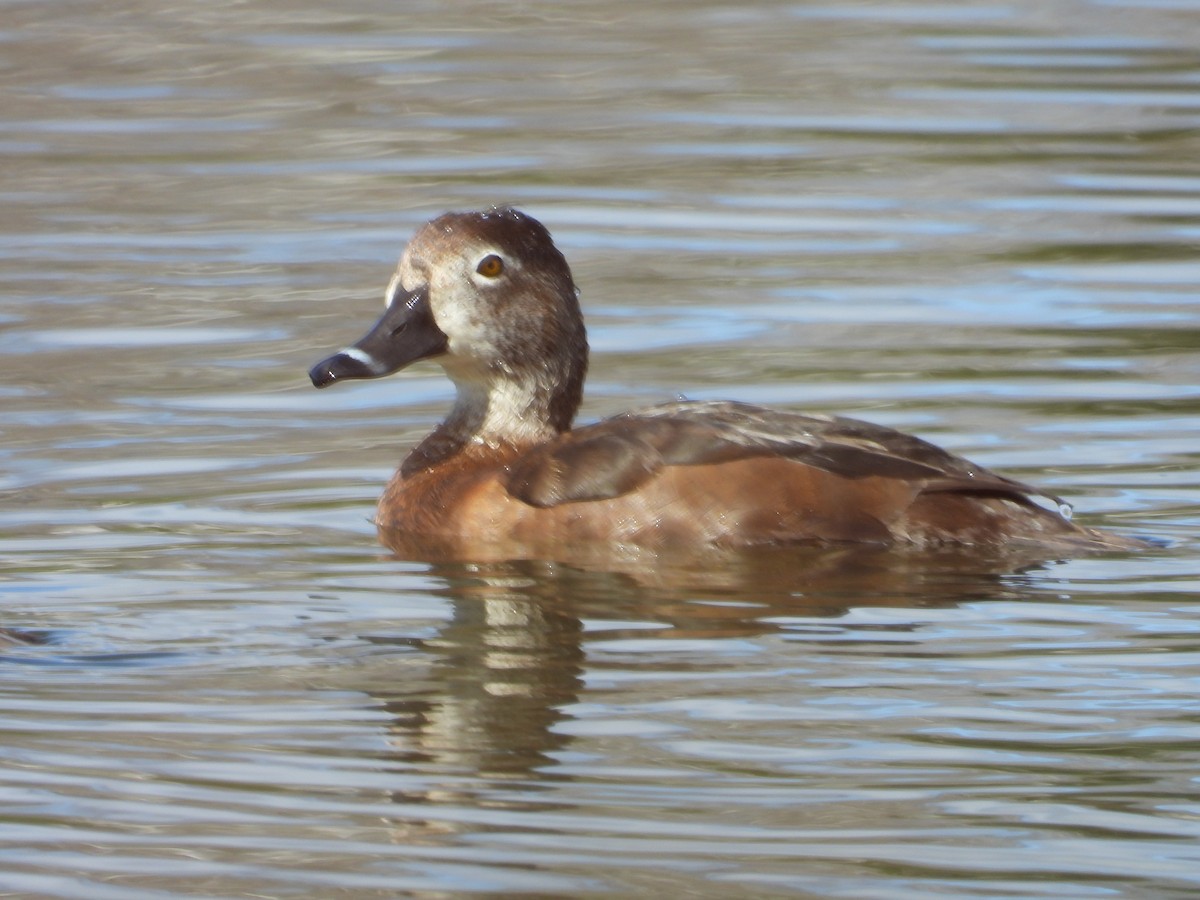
309 207 1137 553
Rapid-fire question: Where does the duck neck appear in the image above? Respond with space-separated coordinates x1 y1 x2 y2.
401 365 582 478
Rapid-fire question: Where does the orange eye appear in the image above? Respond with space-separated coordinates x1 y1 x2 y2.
475 254 505 278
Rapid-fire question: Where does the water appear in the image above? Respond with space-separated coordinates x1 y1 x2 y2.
2 0 1200 896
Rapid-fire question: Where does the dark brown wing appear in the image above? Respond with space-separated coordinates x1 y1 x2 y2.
504 400 1062 511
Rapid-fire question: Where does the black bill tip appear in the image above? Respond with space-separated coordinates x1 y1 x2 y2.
308 350 379 389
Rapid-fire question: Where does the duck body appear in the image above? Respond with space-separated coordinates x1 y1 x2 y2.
309 207 1135 554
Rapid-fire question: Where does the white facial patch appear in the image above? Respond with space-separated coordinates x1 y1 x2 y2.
384 271 403 308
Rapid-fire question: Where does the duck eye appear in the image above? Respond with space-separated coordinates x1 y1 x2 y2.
475 254 505 278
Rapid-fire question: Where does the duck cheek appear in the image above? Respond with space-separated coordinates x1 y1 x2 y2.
308 287 448 388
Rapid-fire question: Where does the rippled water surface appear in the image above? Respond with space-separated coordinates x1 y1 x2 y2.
3 1 1200 897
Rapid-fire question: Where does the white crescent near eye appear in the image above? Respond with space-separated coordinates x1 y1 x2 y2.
384 272 403 308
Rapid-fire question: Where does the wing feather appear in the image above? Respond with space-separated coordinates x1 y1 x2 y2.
504 400 1060 511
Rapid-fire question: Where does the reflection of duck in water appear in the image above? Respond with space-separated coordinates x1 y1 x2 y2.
345 543 1054 830
310 207 1140 557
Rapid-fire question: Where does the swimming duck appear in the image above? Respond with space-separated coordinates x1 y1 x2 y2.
309 207 1134 552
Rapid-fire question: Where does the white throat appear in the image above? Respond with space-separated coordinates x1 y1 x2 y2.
443 365 561 448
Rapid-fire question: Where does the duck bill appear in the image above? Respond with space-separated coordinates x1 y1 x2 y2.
308 286 448 389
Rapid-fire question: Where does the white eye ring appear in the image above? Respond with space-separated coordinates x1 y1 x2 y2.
474 253 505 279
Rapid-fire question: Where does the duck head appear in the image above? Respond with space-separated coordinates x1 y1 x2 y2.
309 207 589 443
